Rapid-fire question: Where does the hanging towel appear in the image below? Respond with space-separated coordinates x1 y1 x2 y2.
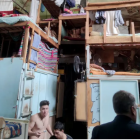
66 0 75 8
114 10 124 27
41 3 45 12
29 0 40 22
30 33 41 69
105 11 120 36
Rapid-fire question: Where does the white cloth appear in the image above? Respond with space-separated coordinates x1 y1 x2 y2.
29 0 39 23
55 0 64 7
105 11 119 36
80 7 85 13
0 0 13 11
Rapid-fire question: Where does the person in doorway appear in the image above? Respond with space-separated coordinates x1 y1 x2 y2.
91 90 140 139
50 122 72 139
28 100 53 139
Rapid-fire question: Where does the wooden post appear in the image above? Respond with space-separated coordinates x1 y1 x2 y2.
36 0 42 24
27 29 35 69
48 21 50 38
58 19 62 45
131 22 136 42
103 24 106 43
86 11 89 40
22 27 29 63
6 40 11 57
0 37 4 57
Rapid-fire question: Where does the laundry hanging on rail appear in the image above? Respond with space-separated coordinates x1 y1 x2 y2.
29 0 40 22
105 11 120 36
114 10 124 27
95 11 106 24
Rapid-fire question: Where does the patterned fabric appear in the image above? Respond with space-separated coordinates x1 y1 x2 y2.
3 121 22 139
38 42 58 72
18 32 25 56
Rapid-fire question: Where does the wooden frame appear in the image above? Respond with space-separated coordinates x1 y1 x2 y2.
58 14 86 45
87 80 100 126
85 1 140 11
85 1 140 46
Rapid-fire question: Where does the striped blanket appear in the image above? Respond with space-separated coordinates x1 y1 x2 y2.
38 42 58 73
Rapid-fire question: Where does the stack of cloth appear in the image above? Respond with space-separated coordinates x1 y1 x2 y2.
0 0 13 17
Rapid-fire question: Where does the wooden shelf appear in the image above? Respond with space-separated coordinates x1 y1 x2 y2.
61 41 85 45
0 21 58 48
85 1 140 10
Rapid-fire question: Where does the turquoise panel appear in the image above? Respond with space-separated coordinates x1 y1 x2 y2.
46 74 57 116
31 70 57 116
31 72 40 115
100 80 140 124
0 58 23 118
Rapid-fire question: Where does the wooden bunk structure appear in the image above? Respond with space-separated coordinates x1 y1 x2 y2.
74 1 140 138
0 20 58 72
85 0 140 45
58 13 86 45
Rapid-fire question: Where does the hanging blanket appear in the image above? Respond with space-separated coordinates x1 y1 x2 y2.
30 33 41 69
38 42 58 72
3 121 22 139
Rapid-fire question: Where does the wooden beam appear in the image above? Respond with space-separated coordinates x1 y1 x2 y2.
27 29 34 69
0 29 23 33
58 19 62 45
131 22 136 42
22 27 29 63
0 37 4 57
103 24 106 43
87 0 140 6
59 15 86 20
47 22 50 39
85 2 140 11
85 11 89 40
36 0 42 24
39 20 59 24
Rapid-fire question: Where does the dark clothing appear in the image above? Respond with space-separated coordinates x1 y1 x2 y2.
50 134 72 139
92 115 140 139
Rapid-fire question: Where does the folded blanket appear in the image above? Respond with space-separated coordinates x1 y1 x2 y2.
90 70 140 76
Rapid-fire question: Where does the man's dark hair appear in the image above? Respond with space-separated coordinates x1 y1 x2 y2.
113 90 136 114
54 122 64 131
40 100 49 107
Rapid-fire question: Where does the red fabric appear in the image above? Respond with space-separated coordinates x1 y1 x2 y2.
64 36 85 41
0 11 13 17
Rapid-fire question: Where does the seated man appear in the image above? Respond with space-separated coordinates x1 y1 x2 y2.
50 122 72 139
91 90 140 139
28 100 53 139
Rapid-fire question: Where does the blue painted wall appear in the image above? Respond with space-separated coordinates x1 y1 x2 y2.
0 58 23 118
